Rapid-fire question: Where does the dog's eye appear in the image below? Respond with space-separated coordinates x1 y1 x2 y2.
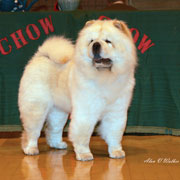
105 40 111 44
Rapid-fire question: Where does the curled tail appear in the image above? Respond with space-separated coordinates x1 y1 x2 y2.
37 36 74 64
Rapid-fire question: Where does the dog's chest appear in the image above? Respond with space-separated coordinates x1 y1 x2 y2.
95 79 126 104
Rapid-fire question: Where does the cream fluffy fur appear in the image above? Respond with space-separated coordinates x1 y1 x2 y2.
18 20 137 161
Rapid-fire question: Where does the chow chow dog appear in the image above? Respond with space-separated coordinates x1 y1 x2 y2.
18 19 137 161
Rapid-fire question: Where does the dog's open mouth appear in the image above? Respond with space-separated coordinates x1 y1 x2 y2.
93 58 112 71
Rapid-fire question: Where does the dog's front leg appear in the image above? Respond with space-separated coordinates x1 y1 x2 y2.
100 110 127 159
99 95 131 159
69 109 99 161
68 75 105 161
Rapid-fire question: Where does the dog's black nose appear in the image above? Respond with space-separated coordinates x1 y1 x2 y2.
92 42 101 56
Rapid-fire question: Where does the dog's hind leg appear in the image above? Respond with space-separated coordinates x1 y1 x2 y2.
45 107 68 149
21 102 50 155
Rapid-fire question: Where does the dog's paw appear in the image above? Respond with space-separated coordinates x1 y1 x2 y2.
23 147 39 156
109 150 125 159
49 141 68 150
76 152 94 161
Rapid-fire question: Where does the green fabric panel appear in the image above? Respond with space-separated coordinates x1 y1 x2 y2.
0 11 180 135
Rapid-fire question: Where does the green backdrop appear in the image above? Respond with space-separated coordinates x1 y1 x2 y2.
0 11 180 135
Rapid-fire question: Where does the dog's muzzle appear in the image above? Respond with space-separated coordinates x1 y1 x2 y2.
92 42 112 70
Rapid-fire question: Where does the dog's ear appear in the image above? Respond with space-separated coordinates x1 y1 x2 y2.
113 20 133 41
85 20 95 27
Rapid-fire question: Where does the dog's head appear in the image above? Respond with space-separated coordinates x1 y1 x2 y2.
75 20 137 74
